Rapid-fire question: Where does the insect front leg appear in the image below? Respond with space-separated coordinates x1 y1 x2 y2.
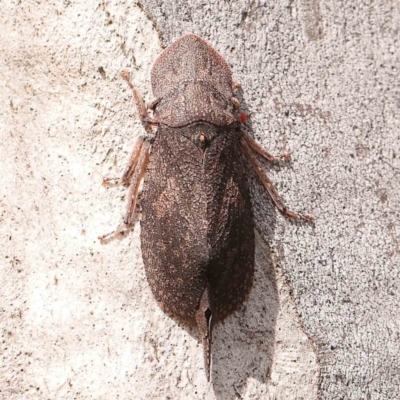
241 139 313 222
231 97 241 110
121 70 159 132
99 139 151 242
232 81 242 91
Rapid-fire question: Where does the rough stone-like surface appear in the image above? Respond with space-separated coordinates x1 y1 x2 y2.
1 0 398 399
138 0 400 398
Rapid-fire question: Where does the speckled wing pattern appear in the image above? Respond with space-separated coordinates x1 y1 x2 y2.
141 125 208 319
140 123 254 320
203 127 254 320
140 34 255 380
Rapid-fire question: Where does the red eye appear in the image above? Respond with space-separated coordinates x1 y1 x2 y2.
240 112 247 123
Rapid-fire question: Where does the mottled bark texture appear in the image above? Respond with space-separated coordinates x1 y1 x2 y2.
138 0 400 398
1 1 398 399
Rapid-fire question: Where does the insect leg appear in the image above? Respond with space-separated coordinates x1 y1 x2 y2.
99 139 151 242
243 132 290 163
232 81 242 91
241 139 313 222
102 135 146 187
121 70 159 130
231 97 241 109
122 139 150 226
148 97 162 111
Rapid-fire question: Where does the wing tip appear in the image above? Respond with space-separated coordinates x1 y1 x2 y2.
195 284 214 382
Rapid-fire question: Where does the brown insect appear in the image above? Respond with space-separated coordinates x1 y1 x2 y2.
100 34 312 381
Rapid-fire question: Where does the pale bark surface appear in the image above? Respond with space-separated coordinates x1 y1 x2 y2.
1 1 398 399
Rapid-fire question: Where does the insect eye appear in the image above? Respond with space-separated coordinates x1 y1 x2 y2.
240 112 247 123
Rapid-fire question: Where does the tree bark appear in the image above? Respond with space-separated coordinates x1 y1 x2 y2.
1 1 399 399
